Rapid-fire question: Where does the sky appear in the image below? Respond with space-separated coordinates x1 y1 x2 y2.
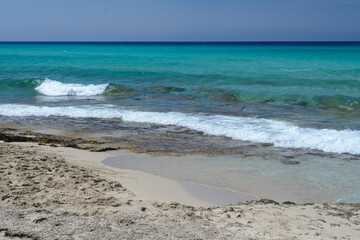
0 0 359 41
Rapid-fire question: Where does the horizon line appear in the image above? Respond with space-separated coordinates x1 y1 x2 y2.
1 40 360 42
1 41 360 46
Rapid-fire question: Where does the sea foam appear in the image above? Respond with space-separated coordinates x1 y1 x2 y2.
1 103 359 155
35 79 108 96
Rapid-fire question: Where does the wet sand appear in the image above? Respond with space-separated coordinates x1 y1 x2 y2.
0 141 360 239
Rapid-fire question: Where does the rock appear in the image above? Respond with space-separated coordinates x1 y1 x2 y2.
257 199 279 205
34 217 48 223
281 159 300 165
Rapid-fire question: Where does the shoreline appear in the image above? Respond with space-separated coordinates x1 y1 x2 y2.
28 141 257 207
1 140 360 239
103 149 258 206
40 143 213 207
2 125 359 204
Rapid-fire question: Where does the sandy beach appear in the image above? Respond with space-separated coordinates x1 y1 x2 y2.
0 140 359 239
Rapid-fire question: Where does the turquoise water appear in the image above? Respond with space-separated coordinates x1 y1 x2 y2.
1 42 360 203
1 43 360 123
1 43 360 154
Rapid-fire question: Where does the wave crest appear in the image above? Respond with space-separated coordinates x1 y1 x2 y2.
35 79 109 96
0 103 359 155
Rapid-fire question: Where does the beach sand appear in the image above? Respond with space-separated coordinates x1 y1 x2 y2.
0 141 359 239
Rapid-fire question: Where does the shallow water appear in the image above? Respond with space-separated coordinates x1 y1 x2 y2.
104 151 360 203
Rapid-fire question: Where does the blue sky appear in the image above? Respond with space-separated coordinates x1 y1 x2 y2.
0 0 359 41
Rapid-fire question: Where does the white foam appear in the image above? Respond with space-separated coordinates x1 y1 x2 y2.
1 103 360 155
35 79 108 96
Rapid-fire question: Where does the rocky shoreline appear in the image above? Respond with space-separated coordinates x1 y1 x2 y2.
0 127 116 152
0 136 360 239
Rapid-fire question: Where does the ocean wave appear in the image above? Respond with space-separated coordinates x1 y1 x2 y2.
35 78 109 96
1 78 359 113
0 103 359 155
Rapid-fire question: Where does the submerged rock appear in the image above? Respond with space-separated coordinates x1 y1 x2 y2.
281 159 300 165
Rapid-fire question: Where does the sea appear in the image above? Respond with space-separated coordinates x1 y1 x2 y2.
1 42 360 203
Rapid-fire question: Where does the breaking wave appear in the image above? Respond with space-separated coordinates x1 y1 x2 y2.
0 103 359 155
35 78 109 96
1 78 359 114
